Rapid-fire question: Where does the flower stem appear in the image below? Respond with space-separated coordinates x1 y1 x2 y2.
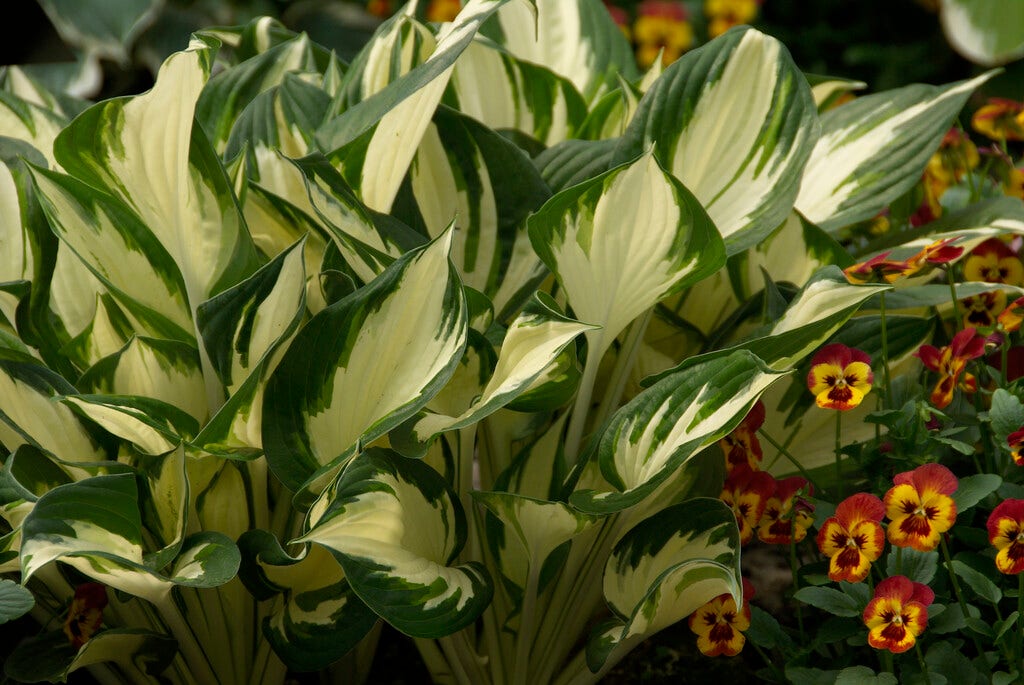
835 410 844 500
939 536 987 658
947 267 963 332
914 641 933 685
789 536 805 643
758 429 824 496
1016 571 1024 681
880 291 893 409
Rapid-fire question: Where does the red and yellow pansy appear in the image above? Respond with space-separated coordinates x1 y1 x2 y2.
720 464 776 545
914 327 986 409
816 493 886 583
883 463 958 552
972 98 1024 142
704 0 759 38
688 577 755 657
863 575 934 654
633 1 694 68
963 237 1024 286
806 343 874 411
988 498 1024 575
757 476 814 545
63 582 108 648
719 400 765 472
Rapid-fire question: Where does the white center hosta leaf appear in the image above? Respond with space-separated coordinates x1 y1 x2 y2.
588 498 740 672
299 448 492 637
795 72 997 233
262 227 467 495
0 91 67 169
60 395 190 456
574 351 788 513
615 27 818 255
939 0 1024 66
528 150 724 361
409 294 595 442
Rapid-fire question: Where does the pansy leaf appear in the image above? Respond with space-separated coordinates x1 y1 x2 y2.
262 227 467 497
529 150 724 363
885 547 938 585
298 448 493 638
0 577 34 624
586 498 741 673
614 26 819 255
237 530 378 672
795 72 997 234
572 350 788 514
952 474 1002 513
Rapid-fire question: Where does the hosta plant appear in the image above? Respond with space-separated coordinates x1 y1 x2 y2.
0 0 1019 683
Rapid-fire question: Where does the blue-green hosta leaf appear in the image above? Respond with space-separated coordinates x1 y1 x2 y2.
795 72 997 234
0 90 67 168
20 474 239 603
447 36 588 146
197 33 323 154
614 26 819 255
237 530 378 672
77 337 207 423
299 448 493 638
473 490 599 590
262 228 468 495
60 395 198 456
483 0 639 103
408 294 595 442
587 498 741 672
5 628 177 684
53 37 262 309
939 0 1024 66
727 211 853 301
529 150 724 363
0 577 34 624
192 239 307 454
36 0 159 65
30 166 195 342
573 350 788 514
319 0 528 213
0 360 104 465
405 106 550 319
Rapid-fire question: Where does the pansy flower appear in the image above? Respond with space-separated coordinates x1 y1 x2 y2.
806 343 874 411
688 577 755 657
63 582 108 648
901 237 964 277
863 575 934 654
1008 429 1024 466
988 499 1024 574
633 1 693 68
971 98 1024 142
704 0 758 38
963 237 1024 286
757 476 814 545
884 463 958 552
914 327 986 409
604 2 632 40
425 0 462 22
962 290 1007 329
720 464 776 545
719 400 765 472
998 295 1024 332
843 251 906 284
816 493 886 583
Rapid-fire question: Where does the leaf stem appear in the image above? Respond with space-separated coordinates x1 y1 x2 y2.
1017 571 1024 681
835 410 844 500
938 537 987 658
758 429 824 496
880 291 893 409
914 641 932 685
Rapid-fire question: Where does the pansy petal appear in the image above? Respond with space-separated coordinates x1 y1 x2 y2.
835 492 886 525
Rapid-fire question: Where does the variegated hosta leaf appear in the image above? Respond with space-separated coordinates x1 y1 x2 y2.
614 26 819 255
727 210 853 301
587 498 741 673
4 628 177 684
572 350 788 514
483 0 639 103
1 65 89 120
52 37 262 310
237 530 378 672
408 294 595 444
77 336 208 423
48 244 107 349
337 11 437 106
299 448 492 638
528 150 724 362
806 73 866 111
61 293 133 372
223 73 334 166
491 411 571 500
794 71 997 234
20 474 240 603
447 36 588 146
0 90 68 168
405 106 551 320
473 490 600 590
939 0 1024 66
533 137 619 193
35 0 159 65
262 228 467 496
192 238 307 454
318 0 527 213
575 76 641 140
196 33 324 154
61 395 198 457
0 360 104 465
30 166 195 342
0 444 73 503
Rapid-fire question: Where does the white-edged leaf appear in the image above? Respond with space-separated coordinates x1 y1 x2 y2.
262 227 468 495
528 150 724 362
795 72 998 233
299 448 493 637
615 26 819 255
587 498 741 672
